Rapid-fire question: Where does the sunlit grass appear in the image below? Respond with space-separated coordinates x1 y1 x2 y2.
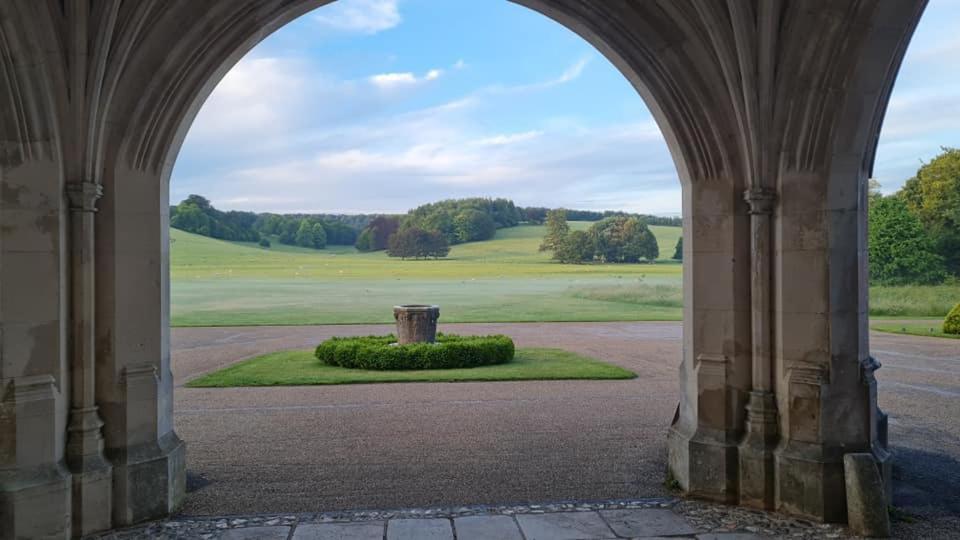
170 225 685 326
870 322 959 339
170 225 959 328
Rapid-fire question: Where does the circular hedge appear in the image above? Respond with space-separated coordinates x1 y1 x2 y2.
944 302 960 335
315 333 515 370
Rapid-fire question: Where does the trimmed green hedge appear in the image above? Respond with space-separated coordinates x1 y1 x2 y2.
944 303 960 335
315 333 515 370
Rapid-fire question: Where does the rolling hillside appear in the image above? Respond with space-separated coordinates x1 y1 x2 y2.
170 223 685 326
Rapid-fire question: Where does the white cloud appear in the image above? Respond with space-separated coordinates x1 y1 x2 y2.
175 54 680 215
181 91 678 213
369 68 445 89
188 57 308 141
313 0 401 34
369 72 418 88
475 131 543 146
453 59 466 70
556 58 589 84
487 57 592 95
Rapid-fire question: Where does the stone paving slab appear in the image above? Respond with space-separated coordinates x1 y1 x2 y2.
84 497 856 539
292 521 385 540
386 518 453 540
516 511 616 540
601 508 697 537
220 526 290 539
453 515 524 540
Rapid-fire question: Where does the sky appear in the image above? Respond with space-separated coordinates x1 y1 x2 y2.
171 0 960 216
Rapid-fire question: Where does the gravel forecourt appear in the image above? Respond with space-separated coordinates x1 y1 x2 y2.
172 322 960 538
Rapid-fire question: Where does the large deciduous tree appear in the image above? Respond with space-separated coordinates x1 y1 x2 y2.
592 216 658 263
554 230 596 263
899 147 960 275
868 196 946 285
539 209 570 252
387 227 450 259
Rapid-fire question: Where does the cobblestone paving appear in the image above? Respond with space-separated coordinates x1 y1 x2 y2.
87 498 852 539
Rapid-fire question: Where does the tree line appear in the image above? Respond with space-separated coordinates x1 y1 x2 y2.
169 195 374 249
356 198 520 259
520 206 681 227
169 194 685 260
868 147 960 285
538 210 663 264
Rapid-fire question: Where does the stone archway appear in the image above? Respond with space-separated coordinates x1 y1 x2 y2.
0 1 925 538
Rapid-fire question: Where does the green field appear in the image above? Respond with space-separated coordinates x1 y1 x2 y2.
185 347 637 387
171 223 684 326
171 222 958 329
870 322 960 340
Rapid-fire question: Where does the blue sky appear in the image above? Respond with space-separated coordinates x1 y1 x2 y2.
172 0 960 215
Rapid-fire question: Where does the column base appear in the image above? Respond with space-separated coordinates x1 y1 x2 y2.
667 426 739 503
110 431 186 527
738 391 778 509
70 464 113 536
0 464 72 540
66 406 114 536
775 442 847 522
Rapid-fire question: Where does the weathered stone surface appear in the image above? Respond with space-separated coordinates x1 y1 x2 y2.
844 453 891 537
600 508 696 537
221 526 291 539
454 515 523 540
516 511 615 540
696 534 766 540
393 304 440 344
293 521 385 540
387 518 453 540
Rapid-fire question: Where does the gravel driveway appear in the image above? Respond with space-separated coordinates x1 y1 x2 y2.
172 322 959 537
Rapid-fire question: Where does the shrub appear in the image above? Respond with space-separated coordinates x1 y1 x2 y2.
258 237 271 248
944 303 960 335
315 333 515 370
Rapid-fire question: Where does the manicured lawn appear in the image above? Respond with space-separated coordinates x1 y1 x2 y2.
871 322 960 340
170 225 960 327
171 224 685 326
186 347 637 387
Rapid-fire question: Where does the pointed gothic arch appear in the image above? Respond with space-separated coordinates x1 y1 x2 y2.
0 1 925 537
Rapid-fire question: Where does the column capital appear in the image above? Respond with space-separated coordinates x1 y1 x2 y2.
66 181 103 212
743 188 777 215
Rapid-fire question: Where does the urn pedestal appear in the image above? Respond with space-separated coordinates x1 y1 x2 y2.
393 305 440 344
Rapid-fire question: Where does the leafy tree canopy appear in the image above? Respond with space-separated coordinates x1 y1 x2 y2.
539 209 570 252
387 227 450 259
868 196 946 285
899 147 960 275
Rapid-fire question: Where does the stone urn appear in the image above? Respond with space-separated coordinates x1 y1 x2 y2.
393 304 440 344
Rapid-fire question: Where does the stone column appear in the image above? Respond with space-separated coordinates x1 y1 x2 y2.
65 181 113 535
738 188 779 509
667 179 752 504
96 166 186 527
